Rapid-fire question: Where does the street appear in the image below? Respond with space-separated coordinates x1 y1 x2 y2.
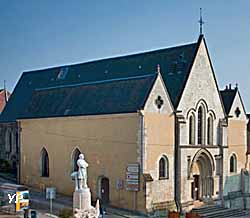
0 177 145 218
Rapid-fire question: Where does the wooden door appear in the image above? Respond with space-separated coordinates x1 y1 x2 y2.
193 175 200 200
101 177 109 203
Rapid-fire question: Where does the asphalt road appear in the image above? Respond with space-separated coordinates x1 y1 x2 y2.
0 177 139 218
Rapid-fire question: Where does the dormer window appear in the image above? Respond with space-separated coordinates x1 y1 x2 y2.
57 67 69 80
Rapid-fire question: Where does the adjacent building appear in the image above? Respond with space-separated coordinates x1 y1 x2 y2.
0 88 10 114
0 35 249 212
0 88 18 173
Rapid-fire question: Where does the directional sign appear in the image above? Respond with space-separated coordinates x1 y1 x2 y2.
127 164 140 173
126 173 139 180
126 163 140 191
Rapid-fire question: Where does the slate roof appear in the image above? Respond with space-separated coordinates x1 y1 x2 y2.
220 89 237 115
0 37 201 122
19 74 157 119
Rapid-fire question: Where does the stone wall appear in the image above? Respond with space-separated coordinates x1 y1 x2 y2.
177 39 225 146
20 113 148 212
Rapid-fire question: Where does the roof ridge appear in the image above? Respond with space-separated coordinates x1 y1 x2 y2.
23 42 197 75
220 89 237 92
173 35 203 107
35 73 156 92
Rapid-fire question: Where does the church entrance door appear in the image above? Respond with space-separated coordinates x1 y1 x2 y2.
192 175 200 200
101 177 109 204
190 150 214 201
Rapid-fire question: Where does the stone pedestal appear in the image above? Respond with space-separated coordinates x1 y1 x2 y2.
73 188 91 210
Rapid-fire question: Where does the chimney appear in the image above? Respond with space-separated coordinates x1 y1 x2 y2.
4 80 8 103
235 83 238 90
225 85 228 90
229 83 232 90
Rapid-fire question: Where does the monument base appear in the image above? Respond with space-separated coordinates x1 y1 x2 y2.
73 188 91 210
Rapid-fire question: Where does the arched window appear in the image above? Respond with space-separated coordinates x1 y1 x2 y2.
207 115 213 145
41 148 49 177
189 114 195 145
197 106 205 144
159 155 169 179
72 148 81 171
230 154 237 173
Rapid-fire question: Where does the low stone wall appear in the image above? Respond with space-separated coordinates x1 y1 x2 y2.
224 192 250 210
223 170 250 210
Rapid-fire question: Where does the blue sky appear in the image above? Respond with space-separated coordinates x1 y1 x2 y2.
1 0 250 110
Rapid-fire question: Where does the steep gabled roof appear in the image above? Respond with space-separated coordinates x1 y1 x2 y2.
0 38 199 122
220 88 237 115
19 74 157 119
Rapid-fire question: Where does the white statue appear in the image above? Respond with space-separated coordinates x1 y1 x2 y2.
71 153 99 218
77 153 88 189
71 153 89 190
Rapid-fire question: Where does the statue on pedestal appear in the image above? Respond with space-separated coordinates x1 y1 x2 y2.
77 153 88 189
71 153 99 218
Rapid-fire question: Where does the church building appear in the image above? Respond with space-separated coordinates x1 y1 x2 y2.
0 35 249 212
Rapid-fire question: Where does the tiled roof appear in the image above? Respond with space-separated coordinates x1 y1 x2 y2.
0 37 200 122
19 74 157 119
220 89 237 115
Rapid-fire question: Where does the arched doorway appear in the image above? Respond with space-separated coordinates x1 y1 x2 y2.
99 177 109 204
190 149 214 200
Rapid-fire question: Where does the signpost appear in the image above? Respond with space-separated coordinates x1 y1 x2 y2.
126 163 140 191
46 187 56 216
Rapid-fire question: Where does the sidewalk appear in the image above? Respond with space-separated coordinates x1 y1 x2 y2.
0 175 148 218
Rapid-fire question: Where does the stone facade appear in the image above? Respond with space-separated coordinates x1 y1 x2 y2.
176 39 226 208
143 75 175 210
17 36 249 213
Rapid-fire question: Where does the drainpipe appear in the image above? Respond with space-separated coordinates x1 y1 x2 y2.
139 110 145 174
174 111 184 212
219 138 224 207
139 110 146 210
16 120 21 184
219 117 228 207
